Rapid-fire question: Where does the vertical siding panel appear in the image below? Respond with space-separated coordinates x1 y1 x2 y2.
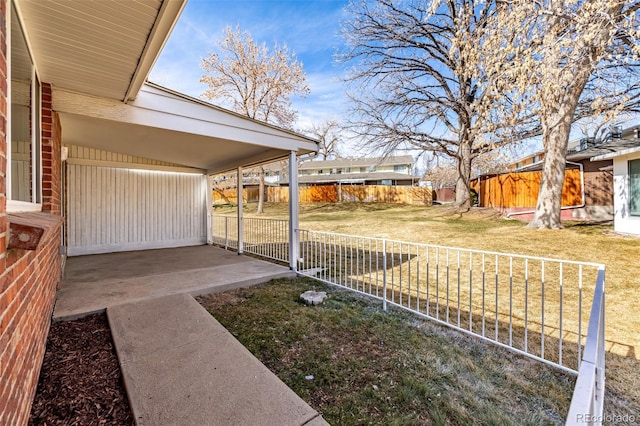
83 165 90 248
144 171 150 242
162 173 167 239
81 165 87 247
78 165 84 247
67 163 206 255
92 166 98 246
127 169 132 242
68 165 76 247
150 172 156 241
99 166 105 245
109 167 114 245
116 168 123 244
129 171 135 243
171 174 177 239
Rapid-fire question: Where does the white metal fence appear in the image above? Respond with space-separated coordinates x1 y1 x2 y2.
566 269 605 425
212 215 238 250
212 215 289 263
211 216 606 423
296 229 604 375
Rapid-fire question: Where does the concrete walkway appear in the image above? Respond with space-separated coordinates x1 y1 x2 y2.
108 294 329 426
54 246 294 320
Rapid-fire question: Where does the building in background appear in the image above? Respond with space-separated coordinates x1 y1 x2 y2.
295 155 417 187
474 124 640 221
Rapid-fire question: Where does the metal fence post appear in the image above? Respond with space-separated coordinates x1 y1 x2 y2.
237 166 244 255
224 217 229 250
382 239 387 311
288 151 300 271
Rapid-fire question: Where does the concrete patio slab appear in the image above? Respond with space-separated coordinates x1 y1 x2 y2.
54 246 295 321
108 293 329 426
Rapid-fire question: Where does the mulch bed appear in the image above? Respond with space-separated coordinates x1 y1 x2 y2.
29 313 134 425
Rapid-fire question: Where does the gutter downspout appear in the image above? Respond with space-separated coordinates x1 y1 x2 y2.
506 161 585 218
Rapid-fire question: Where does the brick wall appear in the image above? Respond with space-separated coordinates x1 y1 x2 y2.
41 83 61 215
0 0 64 422
0 0 7 277
0 213 62 425
583 159 614 206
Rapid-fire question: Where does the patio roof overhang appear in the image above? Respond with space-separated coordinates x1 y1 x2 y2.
16 0 318 174
16 0 187 102
54 83 319 174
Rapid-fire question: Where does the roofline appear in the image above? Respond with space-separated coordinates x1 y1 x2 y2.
298 155 414 169
144 81 321 147
124 0 188 102
591 145 640 161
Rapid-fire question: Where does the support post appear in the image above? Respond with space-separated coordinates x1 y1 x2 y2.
288 151 299 271
206 174 213 245
237 166 243 255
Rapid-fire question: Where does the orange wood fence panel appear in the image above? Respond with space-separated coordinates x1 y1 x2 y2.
212 188 260 204
471 170 582 208
263 185 432 205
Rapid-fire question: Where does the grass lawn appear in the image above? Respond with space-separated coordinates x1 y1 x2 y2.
212 202 640 417
199 278 574 425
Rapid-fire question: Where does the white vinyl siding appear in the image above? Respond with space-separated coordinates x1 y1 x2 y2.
66 145 185 167
67 164 206 256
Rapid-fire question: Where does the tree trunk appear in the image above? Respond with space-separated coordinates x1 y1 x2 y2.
454 141 472 210
527 0 624 229
257 166 265 214
527 108 573 229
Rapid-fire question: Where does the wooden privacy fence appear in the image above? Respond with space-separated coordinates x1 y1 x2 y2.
472 169 582 208
213 185 432 205
213 187 260 204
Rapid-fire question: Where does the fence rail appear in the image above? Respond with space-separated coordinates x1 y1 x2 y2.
566 269 605 425
211 215 606 423
296 229 604 375
212 215 289 263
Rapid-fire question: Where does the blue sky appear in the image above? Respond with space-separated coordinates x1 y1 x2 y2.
150 0 351 130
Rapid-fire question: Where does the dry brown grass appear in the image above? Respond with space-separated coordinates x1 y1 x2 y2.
212 202 640 415
199 279 575 425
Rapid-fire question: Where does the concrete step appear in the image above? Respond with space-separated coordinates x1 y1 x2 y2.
107 293 329 426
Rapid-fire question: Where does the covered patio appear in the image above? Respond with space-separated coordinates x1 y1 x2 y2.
6 1 321 424
53 245 295 321
14 0 317 259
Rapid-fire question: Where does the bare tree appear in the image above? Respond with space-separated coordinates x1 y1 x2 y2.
341 0 539 210
423 149 508 189
201 25 310 213
484 0 640 228
305 119 343 160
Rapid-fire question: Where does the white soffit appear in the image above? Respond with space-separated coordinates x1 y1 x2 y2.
591 145 640 161
54 85 319 174
16 0 186 101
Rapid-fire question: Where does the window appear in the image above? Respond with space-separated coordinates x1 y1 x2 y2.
8 2 42 211
394 164 406 173
345 167 351 173
630 159 640 216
